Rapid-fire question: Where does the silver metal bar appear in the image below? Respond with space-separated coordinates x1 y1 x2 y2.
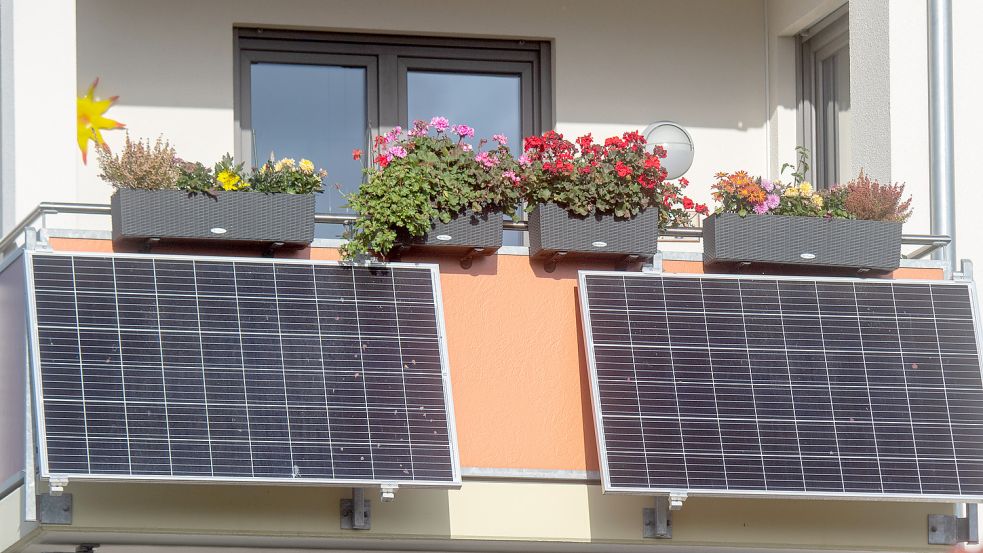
904 241 949 260
929 0 956 272
0 202 953 260
0 202 111 254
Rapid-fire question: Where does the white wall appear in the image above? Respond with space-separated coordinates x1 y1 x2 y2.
72 0 769 230
951 0 983 270
887 0 983 268
0 0 77 234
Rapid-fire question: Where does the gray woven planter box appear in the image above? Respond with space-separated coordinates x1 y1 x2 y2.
396 210 503 255
111 189 315 246
528 203 659 259
703 213 902 272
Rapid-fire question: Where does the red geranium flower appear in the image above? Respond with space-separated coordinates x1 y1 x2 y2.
604 136 625 149
615 161 632 178
695 203 709 215
352 149 362 161
682 197 694 210
374 154 390 168
576 133 593 151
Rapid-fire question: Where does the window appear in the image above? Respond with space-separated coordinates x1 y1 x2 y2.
797 8 850 189
236 30 552 240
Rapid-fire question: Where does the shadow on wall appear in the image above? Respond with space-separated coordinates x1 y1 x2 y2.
75 0 775 132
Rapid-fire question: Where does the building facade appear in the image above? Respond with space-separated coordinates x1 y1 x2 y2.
0 1 982 552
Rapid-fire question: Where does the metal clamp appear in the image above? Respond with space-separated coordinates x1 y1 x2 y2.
459 247 486 269
642 492 686 539
340 487 371 530
380 483 398 502
929 505 979 545
543 251 568 273
956 259 975 281
48 475 68 497
641 253 664 274
140 237 160 253
263 241 286 258
615 254 643 271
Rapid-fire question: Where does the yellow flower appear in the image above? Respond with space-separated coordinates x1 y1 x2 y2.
799 181 813 196
783 187 800 198
217 169 244 191
812 194 824 208
299 159 315 174
274 158 295 171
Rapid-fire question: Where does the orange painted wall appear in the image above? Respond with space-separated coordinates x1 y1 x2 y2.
45 238 944 472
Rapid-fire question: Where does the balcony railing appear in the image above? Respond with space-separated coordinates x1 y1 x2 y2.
0 201 952 262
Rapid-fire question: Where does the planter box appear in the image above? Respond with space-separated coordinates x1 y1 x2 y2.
396 210 503 255
111 188 315 246
528 203 659 259
702 213 902 272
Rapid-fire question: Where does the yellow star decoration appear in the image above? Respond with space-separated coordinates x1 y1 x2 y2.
77 78 124 164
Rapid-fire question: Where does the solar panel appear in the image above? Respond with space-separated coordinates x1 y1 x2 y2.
25 251 460 487
579 271 983 500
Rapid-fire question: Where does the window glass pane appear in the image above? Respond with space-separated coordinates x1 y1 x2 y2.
407 71 521 151
817 45 851 187
833 46 851 184
251 63 367 238
407 71 523 245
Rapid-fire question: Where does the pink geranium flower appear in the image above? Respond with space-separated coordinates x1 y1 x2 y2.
475 151 499 168
388 145 407 158
430 116 449 132
384 126 402 143
492 134 508 146
453 124 475 138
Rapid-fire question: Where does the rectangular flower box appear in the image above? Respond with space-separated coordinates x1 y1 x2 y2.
396 210 503 255
702 213 902 272
110 188 315 246
527 203 659 259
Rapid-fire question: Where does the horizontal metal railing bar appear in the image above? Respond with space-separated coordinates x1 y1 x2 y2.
1 202 952 260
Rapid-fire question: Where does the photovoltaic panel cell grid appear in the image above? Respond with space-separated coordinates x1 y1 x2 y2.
580 271 983 499
27 252 459 486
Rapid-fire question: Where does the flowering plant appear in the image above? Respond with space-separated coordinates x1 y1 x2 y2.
709 171 779 216
711 149 912 222
830 170 912 222
519 130 704 228
342 118 524 259
248 156 326 195
99 134 325 197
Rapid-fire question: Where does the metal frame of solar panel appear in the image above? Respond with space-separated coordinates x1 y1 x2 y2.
25 250 461 488
579 270 983 502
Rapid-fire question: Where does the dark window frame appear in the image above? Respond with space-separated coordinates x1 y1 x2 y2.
796 7 849 188
234 28 553 177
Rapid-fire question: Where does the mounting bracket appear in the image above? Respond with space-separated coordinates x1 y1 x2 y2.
48 475 68 496
380 483 398 502
641 253 664 274
543 251 568 273
642 492 686 539
263 241 285 258
956 259 975 281
459 247 487 269
141 237 160 253
340 487 371 530
929 505 979 545
615 254 643 271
